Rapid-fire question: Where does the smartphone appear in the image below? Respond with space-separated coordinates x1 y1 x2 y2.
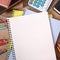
54 0 60 14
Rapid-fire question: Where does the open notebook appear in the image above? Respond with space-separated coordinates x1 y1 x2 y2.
7 12 56 60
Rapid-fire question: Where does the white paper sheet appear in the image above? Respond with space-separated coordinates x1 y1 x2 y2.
8 12 56 60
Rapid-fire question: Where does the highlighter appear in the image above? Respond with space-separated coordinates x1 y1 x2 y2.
0 25 7 30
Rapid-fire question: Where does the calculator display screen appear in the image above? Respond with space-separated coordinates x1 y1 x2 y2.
54 0 60 12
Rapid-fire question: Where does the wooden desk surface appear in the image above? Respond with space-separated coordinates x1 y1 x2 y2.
48 0 60 20
55 33 60 60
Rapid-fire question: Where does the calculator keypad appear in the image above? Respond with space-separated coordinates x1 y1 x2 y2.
29 0 46 8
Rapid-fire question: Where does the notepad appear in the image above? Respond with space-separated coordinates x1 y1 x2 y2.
7 12 56 60
24 9 60 44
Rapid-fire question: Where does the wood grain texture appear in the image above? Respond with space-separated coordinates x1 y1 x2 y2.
55 33 60 60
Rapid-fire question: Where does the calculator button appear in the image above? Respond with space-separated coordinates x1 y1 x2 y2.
33 1 40 8
41 2 44 7
33 2 36 6
36 5 39 8
34 0 37 4
29 2 32 4
33 3 39 8
39 0 42 2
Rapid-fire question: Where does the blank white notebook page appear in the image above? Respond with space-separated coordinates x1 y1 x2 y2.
8 12 56 60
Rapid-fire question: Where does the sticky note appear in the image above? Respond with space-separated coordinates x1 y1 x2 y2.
48 14 53 18
13 10 24 17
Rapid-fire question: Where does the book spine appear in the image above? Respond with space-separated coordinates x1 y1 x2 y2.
7 19 16 60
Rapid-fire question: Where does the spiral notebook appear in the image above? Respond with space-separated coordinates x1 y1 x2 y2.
7 11 56 60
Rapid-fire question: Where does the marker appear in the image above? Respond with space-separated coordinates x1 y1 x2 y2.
0 25 7 30
0 52 5 55
0 49 7 55
57 47 60 52
0 39 8 46
0 18 6 23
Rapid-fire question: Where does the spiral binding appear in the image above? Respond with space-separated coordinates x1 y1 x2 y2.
7 38 12 59
7 19 16 60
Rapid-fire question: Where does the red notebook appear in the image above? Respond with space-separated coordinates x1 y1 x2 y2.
0 0 22 14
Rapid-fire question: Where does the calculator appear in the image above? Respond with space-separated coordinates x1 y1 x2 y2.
28 0 52 11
